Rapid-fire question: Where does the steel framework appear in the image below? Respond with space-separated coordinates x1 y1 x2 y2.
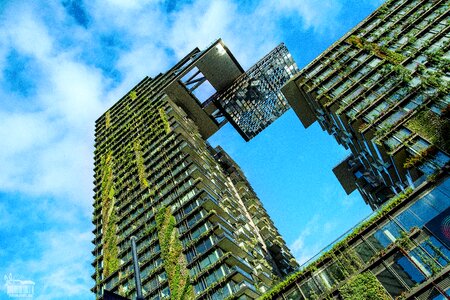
209 44 299 141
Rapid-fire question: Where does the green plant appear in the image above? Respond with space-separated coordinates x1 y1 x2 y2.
403 145 437 169
159 108 171 134
359 122 369 132
345 35 406 64
104 208 120 276
395 231 414 250
156 206 194 300
133 139 149 188
338 272 390 299
406 109 450 152
105 111 111 129
100 151 120 277
392 65 412 83
416 250 441 275
129 91 137 100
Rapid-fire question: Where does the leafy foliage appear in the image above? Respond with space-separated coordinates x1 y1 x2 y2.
339 272 390 300
406 110 450 153
100 151 119 277
105 111 111 129
403 145 437 169
156 206 193 300
159 108 171 134
133 139 149 188
345 35 405 64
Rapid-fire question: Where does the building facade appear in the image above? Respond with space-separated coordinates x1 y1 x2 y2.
92 40 298 300
282 0 449 209
260 0 450 298
261 175 450 299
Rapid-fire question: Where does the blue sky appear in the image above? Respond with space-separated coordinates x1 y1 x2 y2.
0 0 384 299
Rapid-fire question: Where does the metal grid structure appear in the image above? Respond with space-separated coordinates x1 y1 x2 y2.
210 44 299 141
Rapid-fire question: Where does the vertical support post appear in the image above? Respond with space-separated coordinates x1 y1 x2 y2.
130 236 144 300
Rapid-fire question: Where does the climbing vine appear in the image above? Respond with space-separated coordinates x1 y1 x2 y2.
159 108 171 134
100 151 119 277
105 111 111 129
338 272 390 299
129 90 137 100
156 206 193 300
406 109 450 153
133 139 149 188
104 207 120 276
346 35 405 64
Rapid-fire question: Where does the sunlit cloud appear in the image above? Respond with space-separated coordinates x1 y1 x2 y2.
0 0 376 298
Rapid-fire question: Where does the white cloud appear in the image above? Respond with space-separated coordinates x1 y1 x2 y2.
289 214 341 265
1 4 53 59
33 230 93 300
3 229 93 300
265 0 343 35
103 0 159 11
169 0 237 58
116 43 171 89
0 0 376 298
290 215 321 264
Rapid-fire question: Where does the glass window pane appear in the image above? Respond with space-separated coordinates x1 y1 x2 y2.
315 271 333 291
423 188 450 214
376 268 405 297
371 229 393 248
381 221 403 241
409 247 440 276
300 278 321 299
409 198 440 225
355 240 376 263
285 288 304 300
416 286 447 300
395 209 422 231
326 261 346 282
392 254 426 287
420 235 450 267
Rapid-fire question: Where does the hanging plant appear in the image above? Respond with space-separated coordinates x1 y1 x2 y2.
403 145 437 169
105 111 111 129
345 35 405 64
100 151 119 277
156 206 194 300
133 140 149 188
159 108 171 134
406 110 450 152
338 272 390 299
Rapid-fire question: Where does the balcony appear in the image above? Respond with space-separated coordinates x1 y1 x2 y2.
254 268 273 286
233 280 259 299
215 232 249 258
199 193 229 221
208 213 234 233
225 255 253 274
231 266 253 282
